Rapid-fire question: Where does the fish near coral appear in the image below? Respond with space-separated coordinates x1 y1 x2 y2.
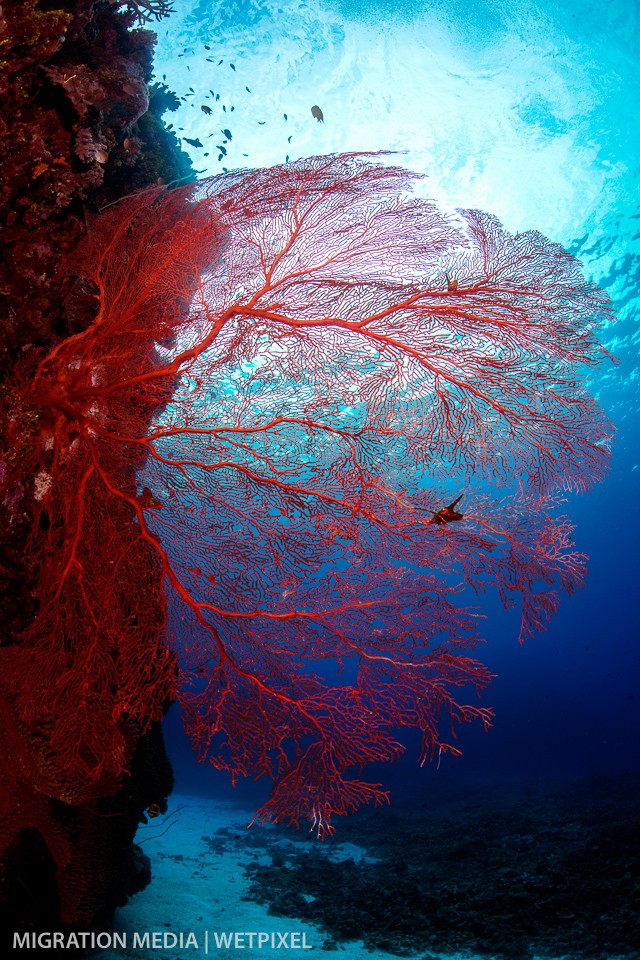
123 137 142 154
422 494 465 526
311 105 324 123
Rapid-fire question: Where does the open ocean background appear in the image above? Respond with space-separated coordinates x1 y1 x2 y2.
103 2 640 958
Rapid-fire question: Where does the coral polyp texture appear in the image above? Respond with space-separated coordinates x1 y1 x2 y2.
1 154 614 867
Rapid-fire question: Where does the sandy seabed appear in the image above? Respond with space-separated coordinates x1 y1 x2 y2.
94 791 557 960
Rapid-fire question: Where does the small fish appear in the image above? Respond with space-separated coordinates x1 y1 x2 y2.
206 57 215 62
311 104 324 122
215 94 220 101
283 113 287 120
230 63 236 70
258 120 266 125
204 44 211 50
423 494 464 526
184 137 203 147
230 106 235 111
245 86 251 93
221 128 232 139
216 145 227 155
287 135 292 143
285 154 289 161
222 105 226 112
201 105 212 114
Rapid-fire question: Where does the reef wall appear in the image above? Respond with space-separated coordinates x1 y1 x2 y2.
0 0 190 951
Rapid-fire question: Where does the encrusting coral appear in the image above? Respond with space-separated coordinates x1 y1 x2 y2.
0 0 189 945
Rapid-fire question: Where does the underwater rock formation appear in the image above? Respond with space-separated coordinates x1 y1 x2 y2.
0 0 193 364
0 0 189 949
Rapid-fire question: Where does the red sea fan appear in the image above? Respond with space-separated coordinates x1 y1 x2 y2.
2 153 615 845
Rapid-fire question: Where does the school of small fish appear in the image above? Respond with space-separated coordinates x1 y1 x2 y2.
163 31 325 172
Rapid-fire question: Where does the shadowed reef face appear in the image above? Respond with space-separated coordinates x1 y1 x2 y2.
0 0 190 942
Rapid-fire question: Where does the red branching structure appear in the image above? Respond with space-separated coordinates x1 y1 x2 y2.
1 153 614 869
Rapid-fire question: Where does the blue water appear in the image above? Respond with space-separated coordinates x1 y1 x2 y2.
109 2 640 957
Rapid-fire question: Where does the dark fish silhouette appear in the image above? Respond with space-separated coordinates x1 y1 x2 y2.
245 86 251 93
216 145 227 155
201 105 212 114
423 494 464 526
221 128 232 139
311 104 324 122
184 137 203 148
284 113 287 120
230 63 236 71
